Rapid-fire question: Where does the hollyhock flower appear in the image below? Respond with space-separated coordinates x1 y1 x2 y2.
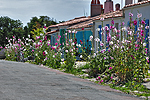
100 42 104 46
13 36 15 38
145 26 149 29
109 41 113 45
109 67 112 70
141 33 144 37
89 35 93 41
65 33 67 35
80 55 83 58
100 17 104 21
81 28 84 30
43 52 46 56
39 40 42 43
44 36 47 40
52 47 55 50
137 13 142 18
111 20 114 25
0 46 2 49
65 50 68 53
129 12 133 17
141 20 145 24
107 34 111 42
131 55 135 59
134 20 137 25
143 43 146 47
95 38 100 42
104 57 106 60
58 35 61 38
111 77 113 79
55 42 58 45
44 26 47 29
100 80 103 83
68 30 71 33
78 44 81 47
105 26 109 31
122 22 125 26
96 28 100 32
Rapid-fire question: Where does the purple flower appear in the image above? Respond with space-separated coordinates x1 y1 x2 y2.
129 12 133 17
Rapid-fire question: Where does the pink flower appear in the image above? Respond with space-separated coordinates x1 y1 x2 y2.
129 12 133 17
52 47 55 50
133 20 137 25
39 40 42 43
0 46 2 49
111 77 113 79
111 20 114 25
44 26 47 29
58 36 61 38
100 80 103 83
104 57 106 60
13 36 15 38
32 49 34 52
141 20 145 24
109 67 112 70
137 13 142 18
44 36 47 40
43 52 46 56
55 43 58 45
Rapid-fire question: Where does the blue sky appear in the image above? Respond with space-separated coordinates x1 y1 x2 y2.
0 0 138 26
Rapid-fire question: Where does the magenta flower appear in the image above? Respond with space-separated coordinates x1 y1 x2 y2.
52 47 55 50
32 49 34 52
44 26 47 29
58 36 61 38
111 20 114 25
39 40 42 43
55 42 58 45
133 20 137 25
0 46 3 49
100 80 103 83
43 52 46 56
111 77 113 79
141 20 145 24
109 67 112 70
44 36 47 40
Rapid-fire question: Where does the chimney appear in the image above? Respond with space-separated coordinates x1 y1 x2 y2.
91 0 103 17
104 0 113 14
138 0 147 2
125 0 133 5
115 3 120 11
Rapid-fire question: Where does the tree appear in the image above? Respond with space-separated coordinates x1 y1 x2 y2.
0 16 24 47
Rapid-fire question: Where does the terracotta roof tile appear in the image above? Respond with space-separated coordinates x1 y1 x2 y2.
124 0 150 8
46 29 59 35
94 10 123 21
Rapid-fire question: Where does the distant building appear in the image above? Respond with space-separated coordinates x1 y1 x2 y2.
47 0 150 55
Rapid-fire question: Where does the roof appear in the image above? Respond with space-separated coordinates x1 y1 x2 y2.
46 29 59 35
68 15 100 29
124 0 150 8
93 10 123 21
48 16 90 28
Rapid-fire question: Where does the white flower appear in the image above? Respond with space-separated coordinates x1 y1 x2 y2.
53 55 55 58
44 50 48 54
65 50 68 53
146 26 149 29
40 33 43 36
28 35 30 38
146 57 149 60
72 42 75 46
35 53 38 56
96 28 100 32
78 44 81 47
109 41 113 45
61 58 64 62
100 17 104 21
70 49 73 52
94 38 100 42
80 55 83 58
89 35 93 41
26 38 29 40
93 53 96 57
137 13 142 18
65 33 67 35
76 44 79 47
69 39 72 42
143 43 146 47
